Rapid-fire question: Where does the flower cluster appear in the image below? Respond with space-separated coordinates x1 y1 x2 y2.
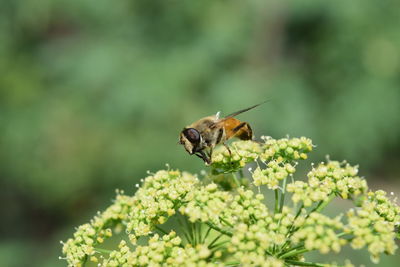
211 140 261 174
103 231 222 267
228 208 300 266
62 170 198 266
366 190 400 223
61 192 134 266
61 136 400 267
229 222 284 266
290 213 346 254
345 190 400 263
229 207 296 249
260 136 313 162
252 161 296 188
307 161 367 199
287 161 368 206
287 180 330 207
126 170 198 237
229 223 285 267
210 137 312 175
226 188 270 224
92 193 136 227
179 183 232 225
179 185 271 234
61 224 99 266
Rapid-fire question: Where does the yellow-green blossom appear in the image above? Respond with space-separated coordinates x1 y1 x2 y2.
127 170 198 236
345 190 400 263
179 183 232 225
102 231 223 267
229 207 296 259
211 140 261 174
226 188 270 225
252 161 295 188
287 161 368 206
260 136 313 162
291 213 346 254
61 136 400 267
229 222 284 266
62 192 133 266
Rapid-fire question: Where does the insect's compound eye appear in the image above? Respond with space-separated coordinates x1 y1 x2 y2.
182 128 201 144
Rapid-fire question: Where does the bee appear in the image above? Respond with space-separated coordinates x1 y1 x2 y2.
179 102 264 164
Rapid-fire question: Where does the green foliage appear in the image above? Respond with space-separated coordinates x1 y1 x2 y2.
61 137 400 266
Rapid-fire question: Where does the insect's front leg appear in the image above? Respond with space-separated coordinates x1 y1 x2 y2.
207 147 213 163
195 150 211 165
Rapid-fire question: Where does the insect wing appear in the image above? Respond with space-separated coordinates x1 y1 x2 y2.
223 101 268 119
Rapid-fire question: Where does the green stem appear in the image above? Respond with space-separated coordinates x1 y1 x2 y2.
225 262 240 266
315 193 335 213
280 248 308 259
274 189 279 214
283 204 304 241
336 232 354 241
232 173 240 187
178 216 192 244
336 232 346 238
294 204 304 219
82 255 87 267
279 204 305 252
95 248 113 254
278 244 304 257
198 222 202 244
205 222 233 237
220 217 234 228
202 225 212 243
208 233 224 248
284 260 324 267
192 221 197 245
183 232 191 244
307 201 323 216
305 193 335 220
183 217 195 244
209 240 230 250
279 177 287 213
154 225 169 235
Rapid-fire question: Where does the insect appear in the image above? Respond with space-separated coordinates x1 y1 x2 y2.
179 102 264 164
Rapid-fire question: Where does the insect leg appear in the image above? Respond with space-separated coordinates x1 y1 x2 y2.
223 143 232 158
194 152 206 162
223 143 235 168
207 147 214 163
195 151 211 165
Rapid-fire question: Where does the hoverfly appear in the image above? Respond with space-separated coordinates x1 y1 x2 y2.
179 102 264 164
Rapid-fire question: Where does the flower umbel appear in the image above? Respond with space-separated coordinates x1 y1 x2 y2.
61 137 400 266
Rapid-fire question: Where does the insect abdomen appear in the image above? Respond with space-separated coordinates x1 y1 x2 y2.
224 118 253 141
234 122 252 140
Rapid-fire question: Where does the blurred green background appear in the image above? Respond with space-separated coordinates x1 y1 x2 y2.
1 0 399 266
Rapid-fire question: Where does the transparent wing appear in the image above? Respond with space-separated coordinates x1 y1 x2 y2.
223 100 268 119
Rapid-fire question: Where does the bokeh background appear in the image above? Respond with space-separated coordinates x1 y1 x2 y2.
1 0 399 266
